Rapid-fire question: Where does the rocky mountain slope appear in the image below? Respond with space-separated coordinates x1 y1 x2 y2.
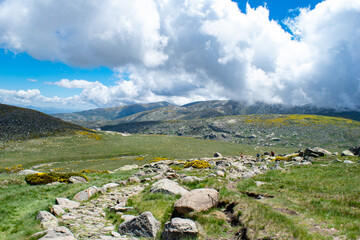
0 103 86 142
101 114 360 149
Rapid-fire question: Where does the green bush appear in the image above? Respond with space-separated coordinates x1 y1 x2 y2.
25 172 88 185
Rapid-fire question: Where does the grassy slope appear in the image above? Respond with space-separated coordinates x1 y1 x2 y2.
0 132 295 171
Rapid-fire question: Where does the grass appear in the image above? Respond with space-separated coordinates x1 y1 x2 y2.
0 170 136 240
0 132 296 171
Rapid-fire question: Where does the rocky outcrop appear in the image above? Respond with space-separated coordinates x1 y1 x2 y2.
38 227 76 240
174 188 219 215
341 150 355 156
350 145 360 156
68 176 87 183
150 179 189 196
36 211 59 229
118 211 160 238
73 186 99 202
304 147 332 157
162 218 198 240
56 198 80 210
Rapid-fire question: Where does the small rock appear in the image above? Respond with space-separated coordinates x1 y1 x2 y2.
118 212 160 238
162 218 198 240
51 205 65 216
127 177 141 184
151 173 165 181
141 178 151 183
38 227 76 240
121 215 136 222
55 198 80 210
36 211 59 230
255 181 266 187
333 159 342 163
68 176 87 183
174 188 219 215
73 186 99 202
208 173 216 177
17 169 41 175
134 171 146 177
109 205 134 213
100 183 119 192
180 176 201 183
150 179 189 196
344 160 355 164
301 161 312 166
215 170 225 177
214 152 222 158
115 164 139 171
118 180 127 186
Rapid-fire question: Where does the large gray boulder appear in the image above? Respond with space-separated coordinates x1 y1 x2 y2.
51 205 65 216
68 176 87 184
100 183 119 193
304 147 332 158
118 211 160 238
38 227 76 240
162 218 198 240
73 186 99 202
55 198 80 210
36 211 59 230
174 188 219 215
350 145 360 156
341 150 355 156
150 179 189 196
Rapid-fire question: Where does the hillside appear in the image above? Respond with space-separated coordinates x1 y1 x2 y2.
52 101 174 126
101 114 360 149
0 103 86 143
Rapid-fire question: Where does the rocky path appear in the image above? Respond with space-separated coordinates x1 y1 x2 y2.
61 185 144 240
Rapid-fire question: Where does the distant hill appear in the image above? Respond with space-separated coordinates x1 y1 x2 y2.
98 100 360 127
101 114 360 149
52 101 174 126
0 103 86 142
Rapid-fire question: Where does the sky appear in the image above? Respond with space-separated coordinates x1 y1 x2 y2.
0 0 359 112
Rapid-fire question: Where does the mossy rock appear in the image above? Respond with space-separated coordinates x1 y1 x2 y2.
25 172 88 185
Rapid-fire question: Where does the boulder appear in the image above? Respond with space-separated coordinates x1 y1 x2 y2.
214 152 222 158
55 198 80 210
344 160 355 164
17 169 41 175
341 150 355 157
51 205 65 216
150 179 189 196
36 211 59 230
174 188 219 215
304 147 332 158
68 176 87 183
73 186 99 202
215 170 225 177
127 177 141 184
118 212 160 238
162 218 198 240
109 205 134 213
38 227 76 240
180 176 201 183
349 145 360 156
100 183 119 192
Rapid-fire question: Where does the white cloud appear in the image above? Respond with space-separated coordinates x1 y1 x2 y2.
27 78 37 82
0 0 359 110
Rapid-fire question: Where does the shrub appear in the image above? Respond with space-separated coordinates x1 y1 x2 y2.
25 172 88 185
80 169 110 174
0 164 24 174
184 160 211 169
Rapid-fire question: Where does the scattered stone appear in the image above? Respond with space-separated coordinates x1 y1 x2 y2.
134 171 146 177
302 161 312 166
166 172 179 179
333 159 342 163
17 169 41 175
215 170 225 177
341 150 355 157
118 180 127 186
208 173 216 177
349 145 360 156
151 173 165 181
214 152 222 158
115 164 139 171
38 227 76 240
109 205 134 213
127 177 141 184
255 181 266 187
141 178 151 183
174 188 219 215
46 182 61 186
68 176 87 184
118 211 160 238
162 218 198 240
51 205 65 216
56 198 80 210
73 186 99 202
100 183 119 193
180 176 201 183
293 156 303 161
111 231 121 237
150 179 189 196
36 211 59 230
344 160 355 164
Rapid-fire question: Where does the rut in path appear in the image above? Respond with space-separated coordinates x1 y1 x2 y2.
61 185 144 240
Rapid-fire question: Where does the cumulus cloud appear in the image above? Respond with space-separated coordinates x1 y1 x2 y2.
0 0 359 110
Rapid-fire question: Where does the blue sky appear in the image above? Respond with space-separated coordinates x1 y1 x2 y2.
0 0 359 112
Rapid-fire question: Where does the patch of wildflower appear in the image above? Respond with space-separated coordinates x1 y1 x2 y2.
184 160 211 169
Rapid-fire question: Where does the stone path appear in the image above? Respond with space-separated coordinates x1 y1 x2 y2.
61 185 144 240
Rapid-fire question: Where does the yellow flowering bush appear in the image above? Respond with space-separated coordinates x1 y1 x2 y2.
0 164 24 174
184 160 211 169
80 169 110 174
75 130 103 141
25 172 89 185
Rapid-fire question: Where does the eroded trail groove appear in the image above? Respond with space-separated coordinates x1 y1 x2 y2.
61 185 144 239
